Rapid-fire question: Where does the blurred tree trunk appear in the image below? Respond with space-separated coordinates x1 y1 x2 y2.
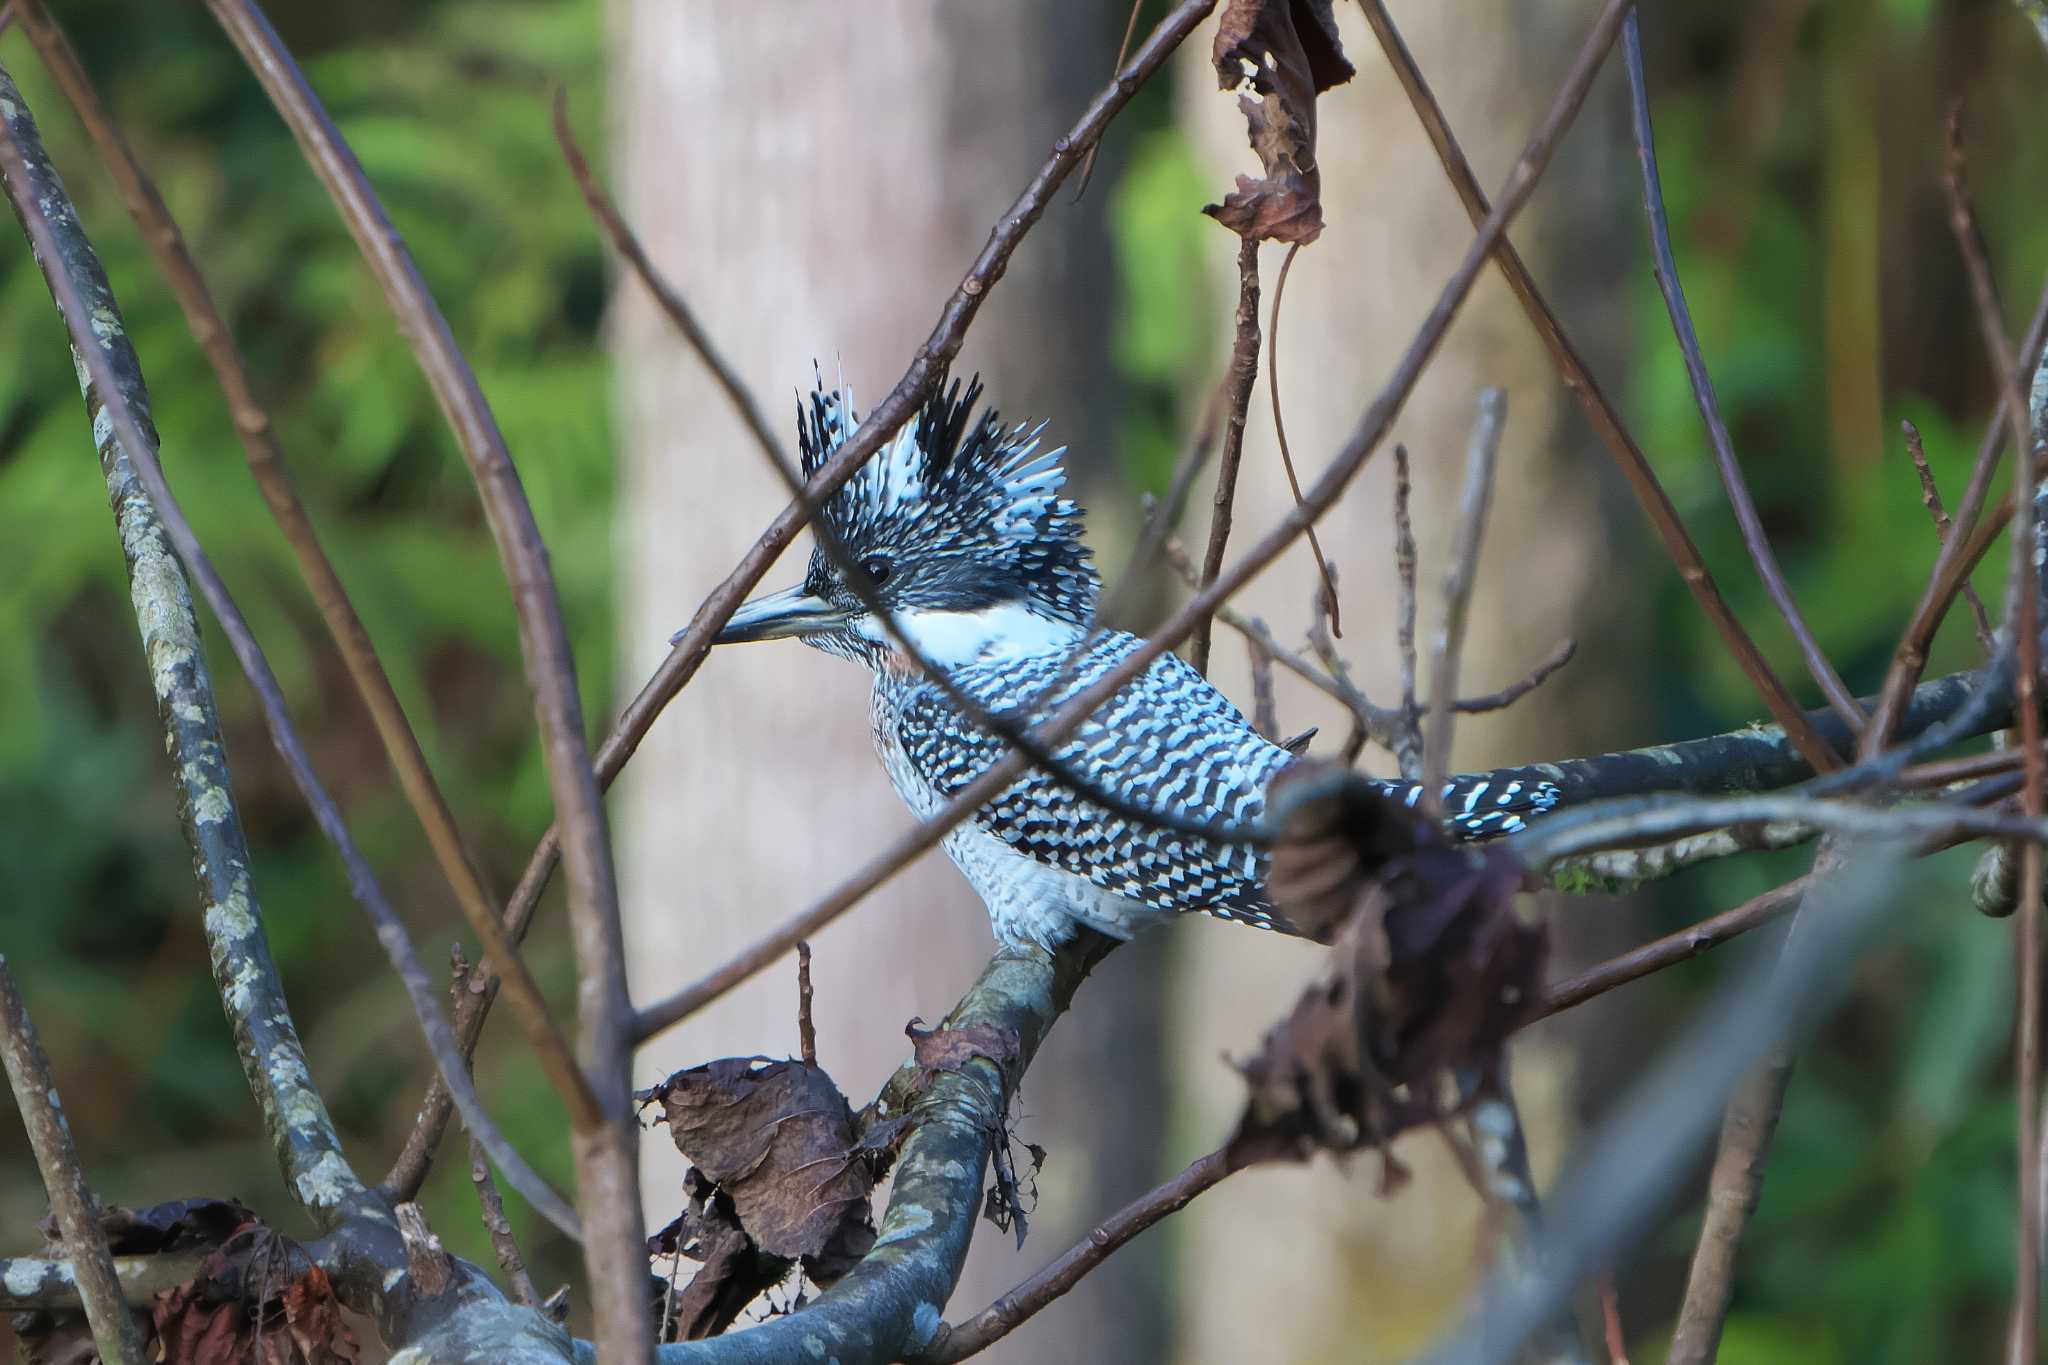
608 4 1170 1361
1168 2 1641 1360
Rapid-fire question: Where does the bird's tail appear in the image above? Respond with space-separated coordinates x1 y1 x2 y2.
1369 772 1562 839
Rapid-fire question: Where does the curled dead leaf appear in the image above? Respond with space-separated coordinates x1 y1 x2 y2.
905 1018 1021 1085
1205 0 1356 243
648 1169 791 1342
1230 761 1546 1167
644 1055 877 1288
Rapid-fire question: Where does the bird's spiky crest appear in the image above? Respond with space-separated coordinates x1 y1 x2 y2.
795 369 1099 625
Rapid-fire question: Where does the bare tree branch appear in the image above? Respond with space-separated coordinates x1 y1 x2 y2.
917 1148 1236 1362
1456 638 1576 714
1392 444 1423 777
0 60 576 1240
1353 0 1840 772
5 0 597 1181
1623 12 1862 734
0 957 148 1365
1903 418 1995 652
0 1253 210 1312
1422 388 1507 808
471 1140 542 1312
1534 875 1816 1021
1189 236 1264 675
1512 791 2048 869
195 1 643 1346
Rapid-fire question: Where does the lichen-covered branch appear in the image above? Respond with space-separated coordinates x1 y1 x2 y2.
0 61 375 1230
0 1252 212 1311
582 939 1111 1365
0 58 581 1238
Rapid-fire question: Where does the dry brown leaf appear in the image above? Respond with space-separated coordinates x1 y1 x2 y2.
1229 761 1546 1167
646 1056 877 1286
1205 0 1355 243
649 1170 791 1342
905 1018 1021 1085
279 1266 357 1364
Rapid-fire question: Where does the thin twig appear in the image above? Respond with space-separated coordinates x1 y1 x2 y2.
200 2 640 1341
6 0 596 1152
1246 626 1281 739
1624 11 1863 734
401 0 1221 1124
1665 1042 1796 1365
917 1148 1235 1363
1305 569 1365 762
796 942 818 1070
1864 274 2048 754
1162 534 1401 746
1944 102 2048 1363
469 1140 542 1310
1267 241 1341 633
1308 568 1374 764
1189 236 1263 675
0 62 580 1243
633 0 1634 1042
1355 0 1839 773
1422 389 1508 809
0 957 148 1365
1456 638 1577 713
1070 0 1146 203
1903 418 1995 651
1597 1274 1631 1365
1392 444 1423 777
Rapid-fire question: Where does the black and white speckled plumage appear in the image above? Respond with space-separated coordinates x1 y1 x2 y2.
727 372 1561 948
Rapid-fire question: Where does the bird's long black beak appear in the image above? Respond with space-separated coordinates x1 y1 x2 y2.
691 584 847 646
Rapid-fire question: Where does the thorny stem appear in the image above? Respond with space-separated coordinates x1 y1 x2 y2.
0 958 148 1365
3 0 598 1153
195 2 643 1350
1624 11 1863 736
634 0 1637 1042
1189 235 1263 676
1354 0 1839 772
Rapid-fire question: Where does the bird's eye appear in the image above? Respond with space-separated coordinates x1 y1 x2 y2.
859 555 892 587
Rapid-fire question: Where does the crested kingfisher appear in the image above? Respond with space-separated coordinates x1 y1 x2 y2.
701 374 1559 949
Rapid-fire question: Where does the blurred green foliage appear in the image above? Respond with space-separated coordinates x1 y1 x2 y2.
1619 1 2048 1358
4 0 2048 1356
0 0 607 1295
